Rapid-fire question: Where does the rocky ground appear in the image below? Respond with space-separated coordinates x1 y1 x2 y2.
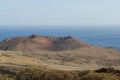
0 46 120 71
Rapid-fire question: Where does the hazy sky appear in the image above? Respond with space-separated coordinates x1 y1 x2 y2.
0 0 120 28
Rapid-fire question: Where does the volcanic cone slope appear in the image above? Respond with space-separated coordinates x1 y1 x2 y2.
0 34 91 51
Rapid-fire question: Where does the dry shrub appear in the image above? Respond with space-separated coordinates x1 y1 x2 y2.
81 73 104 80
0 68 16 76
0 74 13 80
15 68 120 80
15 69 77 80
15 68 41 80
76 70 90 77
15 68 92 80
33 70 74 80
95 67 120 75
68 71 80 80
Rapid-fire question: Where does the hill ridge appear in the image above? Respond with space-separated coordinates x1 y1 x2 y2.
0 34 91 51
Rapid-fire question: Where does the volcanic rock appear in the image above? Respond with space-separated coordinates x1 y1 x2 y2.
0 34 91 51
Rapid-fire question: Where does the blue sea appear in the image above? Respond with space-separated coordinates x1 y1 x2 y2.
0 26 120 50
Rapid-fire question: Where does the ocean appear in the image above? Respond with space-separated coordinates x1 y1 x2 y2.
0 26 120 50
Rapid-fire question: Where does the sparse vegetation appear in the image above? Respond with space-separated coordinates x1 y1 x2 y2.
0 41 120 80
0 67 120 80
0 46 120 70
13 67 120 80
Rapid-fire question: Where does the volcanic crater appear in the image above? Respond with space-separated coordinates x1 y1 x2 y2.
0 34 91 51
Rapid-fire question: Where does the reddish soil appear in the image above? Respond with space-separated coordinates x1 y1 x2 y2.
0 34 91 51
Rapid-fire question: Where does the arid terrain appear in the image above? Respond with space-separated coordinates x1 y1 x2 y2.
0 46 120 70
0 34 90 51
0 35 120 80
0 35 119 70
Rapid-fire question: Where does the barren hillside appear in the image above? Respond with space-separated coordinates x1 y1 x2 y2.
0 35 120 70
0 34 91 51
0 47 120 70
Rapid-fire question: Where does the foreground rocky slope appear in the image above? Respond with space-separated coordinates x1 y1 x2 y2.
1 67 120 80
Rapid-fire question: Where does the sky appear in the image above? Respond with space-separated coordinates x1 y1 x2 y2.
0 0 120 28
